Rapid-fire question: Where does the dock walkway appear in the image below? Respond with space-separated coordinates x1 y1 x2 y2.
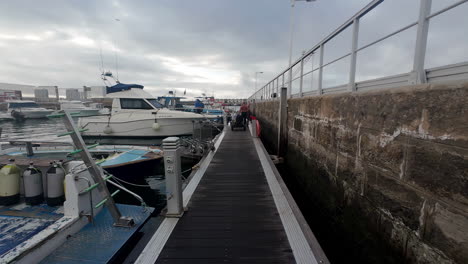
137 126 327 264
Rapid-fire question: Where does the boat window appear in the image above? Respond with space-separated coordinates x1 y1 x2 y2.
9 102 39 108
146 99 164 108
120 98 154 109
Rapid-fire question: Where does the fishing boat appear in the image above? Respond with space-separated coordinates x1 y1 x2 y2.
0 158 153 264
0 113 156 263
0 142 163 181
5 100 54 120
78 84 206 139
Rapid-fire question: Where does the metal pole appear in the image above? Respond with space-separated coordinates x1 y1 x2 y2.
163 137 184 217
349 18 360 92
311 52 314 91
55 86 59 102
255 71 263 94
287 0 296 99
299 58 304 97
412 0 432 84
318 44 324 95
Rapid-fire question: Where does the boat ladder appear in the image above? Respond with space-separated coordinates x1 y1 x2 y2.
49 111 135 227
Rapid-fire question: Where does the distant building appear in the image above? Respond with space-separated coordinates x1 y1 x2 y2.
66 89 81 101
0 82 35 98
0 89 22 102
34 89 49 102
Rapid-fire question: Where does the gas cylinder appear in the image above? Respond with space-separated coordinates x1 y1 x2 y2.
23 162 44 205
46 162 65 206
0 159 21 205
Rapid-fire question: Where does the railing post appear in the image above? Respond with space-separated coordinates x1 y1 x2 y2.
277 87 288 157
411 0 432 84
349 18 360 91
276 79 279 99
311 53 315 91
299 58 304 97
318 44 325 95
163 137 184 217
288 67 293 99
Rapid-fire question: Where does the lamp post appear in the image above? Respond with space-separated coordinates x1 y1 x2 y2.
255 71 263 95
288 0 315 98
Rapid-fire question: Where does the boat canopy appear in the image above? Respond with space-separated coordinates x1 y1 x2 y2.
106 83 144 94
8 102 40 108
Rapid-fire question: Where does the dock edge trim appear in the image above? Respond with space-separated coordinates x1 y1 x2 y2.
253 137 330 264
134 130 226 264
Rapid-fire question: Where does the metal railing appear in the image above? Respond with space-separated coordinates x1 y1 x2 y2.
249 0 468 101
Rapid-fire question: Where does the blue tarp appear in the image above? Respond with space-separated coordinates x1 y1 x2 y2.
106 83 144 94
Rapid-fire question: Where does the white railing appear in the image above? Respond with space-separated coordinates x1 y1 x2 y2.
250 0 468 101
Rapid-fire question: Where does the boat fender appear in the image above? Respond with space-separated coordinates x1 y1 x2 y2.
23 162 44 205
152 122 161 130
46 162 66 206
0 159 21 205
103 126 113 134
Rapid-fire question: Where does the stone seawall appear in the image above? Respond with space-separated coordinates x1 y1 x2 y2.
254 81 468 263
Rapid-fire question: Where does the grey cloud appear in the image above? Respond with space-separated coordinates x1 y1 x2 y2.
0 0 466 99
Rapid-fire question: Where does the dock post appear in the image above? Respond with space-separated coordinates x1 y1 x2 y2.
163 137 184 217
26 142 34 157
277 87 288 157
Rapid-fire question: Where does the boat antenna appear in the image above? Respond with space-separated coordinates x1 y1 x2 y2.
115 51 119 83
99 44 105 74
114 18 120 83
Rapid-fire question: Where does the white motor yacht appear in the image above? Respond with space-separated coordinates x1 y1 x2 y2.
6 100 54 119
59 100 103 117
78 87 206 139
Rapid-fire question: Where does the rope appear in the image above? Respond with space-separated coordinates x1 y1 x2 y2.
112 175 154 188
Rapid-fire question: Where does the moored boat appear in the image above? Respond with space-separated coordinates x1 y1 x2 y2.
78 84 207 139
5 100 54 120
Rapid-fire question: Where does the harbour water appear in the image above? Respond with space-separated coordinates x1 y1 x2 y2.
0 118 67 142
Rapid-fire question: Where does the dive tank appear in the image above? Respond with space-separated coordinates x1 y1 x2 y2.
46 162 66 206
0 159 21 205
23 162 44 205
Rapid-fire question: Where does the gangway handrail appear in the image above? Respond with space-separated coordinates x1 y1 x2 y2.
251 0 468 101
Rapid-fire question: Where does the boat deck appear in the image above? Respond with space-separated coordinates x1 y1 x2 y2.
0 204 63 258
41 204 153 264
137 127 326 264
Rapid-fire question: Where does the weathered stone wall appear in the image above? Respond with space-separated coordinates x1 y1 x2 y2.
254 81 468 263
253 100 279 152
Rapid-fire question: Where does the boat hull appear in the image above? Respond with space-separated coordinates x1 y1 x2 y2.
79 116 203 138
12 110 54 119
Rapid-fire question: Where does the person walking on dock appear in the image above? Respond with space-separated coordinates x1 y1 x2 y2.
240 102 249 125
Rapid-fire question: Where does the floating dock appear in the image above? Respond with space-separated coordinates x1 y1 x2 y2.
136 125 328 264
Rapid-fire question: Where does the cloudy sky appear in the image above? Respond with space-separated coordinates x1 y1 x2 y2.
0 0 466 99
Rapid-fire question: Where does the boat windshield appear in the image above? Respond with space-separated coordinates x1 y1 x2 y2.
9 102 39 108
146 99 164 108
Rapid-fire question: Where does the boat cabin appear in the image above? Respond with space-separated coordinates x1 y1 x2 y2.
107 88 164 112
6 100 41 109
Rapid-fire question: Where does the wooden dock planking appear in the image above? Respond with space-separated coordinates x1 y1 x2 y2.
155 129 295 264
